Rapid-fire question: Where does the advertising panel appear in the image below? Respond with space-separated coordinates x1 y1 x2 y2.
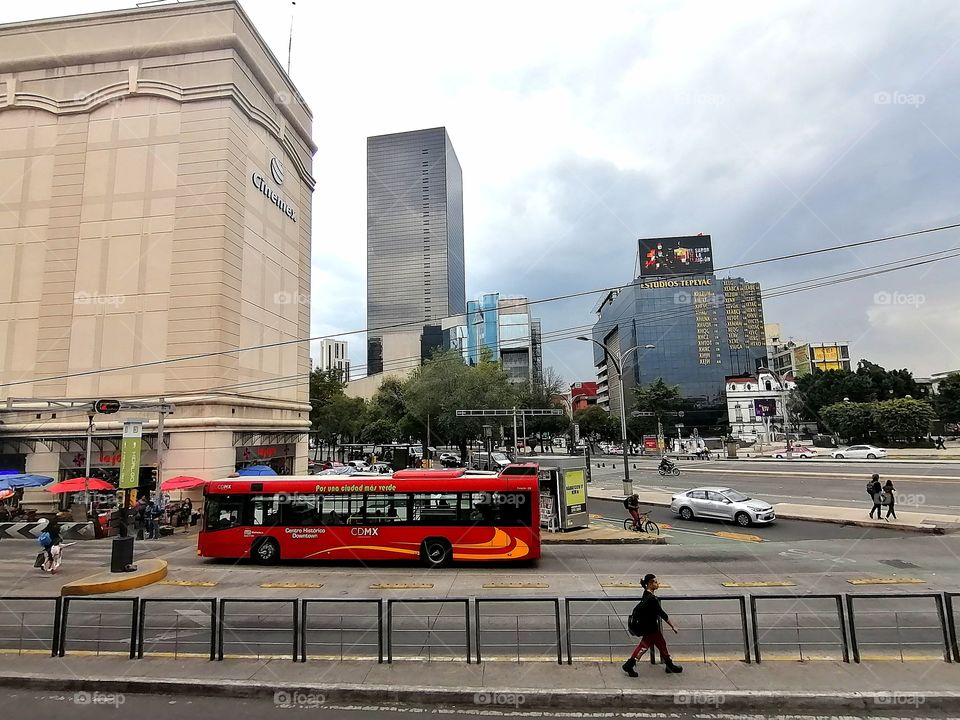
792 344 812 377
564 469 586 515
754 398 778 417
638 235 714 277
119 420 143 490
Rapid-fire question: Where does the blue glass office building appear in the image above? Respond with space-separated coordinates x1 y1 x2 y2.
592 275 766 415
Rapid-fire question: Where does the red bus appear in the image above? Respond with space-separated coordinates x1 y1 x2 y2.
198 465 540 567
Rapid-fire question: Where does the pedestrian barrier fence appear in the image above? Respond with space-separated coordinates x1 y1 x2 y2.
300 599 382 663
218 598 298 661
59 596 138 659
0 596 61 657
750 594 848 663
846 593 951 663
387 598 470 663
3 592 958 664
474 597 561 664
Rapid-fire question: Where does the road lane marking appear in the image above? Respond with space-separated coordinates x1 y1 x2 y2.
847 577 926 585
714 531 764 543
722 580 796 587
369 583 433 589
158 579 217 587
678 467 960 483
260 582 323 589
483 582 549 588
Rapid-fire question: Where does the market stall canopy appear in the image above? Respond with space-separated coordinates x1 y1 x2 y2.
45 477 115 494
237 465 277 476
0 474 55 492
160 475 206 492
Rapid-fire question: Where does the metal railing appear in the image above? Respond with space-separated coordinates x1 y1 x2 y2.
846 593 951 663
8 591 958 664
750 594 848 663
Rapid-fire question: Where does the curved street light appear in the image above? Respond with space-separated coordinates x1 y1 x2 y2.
577 336 656 495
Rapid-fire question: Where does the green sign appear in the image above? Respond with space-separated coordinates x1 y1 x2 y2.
119 421 143 489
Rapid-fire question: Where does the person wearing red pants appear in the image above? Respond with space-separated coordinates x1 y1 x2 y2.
623 573 683 675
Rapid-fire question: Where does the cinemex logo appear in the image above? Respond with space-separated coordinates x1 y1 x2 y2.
252 157 296 221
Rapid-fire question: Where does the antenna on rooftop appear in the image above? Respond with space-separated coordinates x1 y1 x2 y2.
287 1 296 75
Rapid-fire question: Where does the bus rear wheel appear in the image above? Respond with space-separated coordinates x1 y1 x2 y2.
421 538 451 568
252 538 280 565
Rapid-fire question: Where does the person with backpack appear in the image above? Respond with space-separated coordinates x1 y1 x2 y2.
623 494 641 530
37 520 63 574
867 474 883 519
623 573 683 676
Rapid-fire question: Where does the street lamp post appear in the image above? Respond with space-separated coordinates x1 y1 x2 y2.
578 336 655 496
759 366 792 452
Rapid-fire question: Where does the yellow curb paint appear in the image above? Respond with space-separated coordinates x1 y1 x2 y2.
369 583 434 589
482 582 549 589
158 579 218 587
601 582 672 589
858 654 945 661
61 559 168 596
715 531 764 543
722 581 796 588
847 578 926 585
260 583 324 589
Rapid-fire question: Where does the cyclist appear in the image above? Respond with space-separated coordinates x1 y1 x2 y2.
623 493 641 530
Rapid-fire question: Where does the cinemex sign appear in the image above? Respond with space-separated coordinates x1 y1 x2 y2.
252 156 296 221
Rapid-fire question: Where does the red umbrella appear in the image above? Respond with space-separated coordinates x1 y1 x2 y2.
160 475 206 492
45 477 115 494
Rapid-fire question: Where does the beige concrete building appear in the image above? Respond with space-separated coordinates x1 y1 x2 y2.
0 0 315 507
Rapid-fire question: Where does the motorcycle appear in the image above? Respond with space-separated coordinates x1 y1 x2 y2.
657 463 681 477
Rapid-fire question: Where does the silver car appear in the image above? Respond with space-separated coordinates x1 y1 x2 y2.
670 486 776 527
830 444 886 459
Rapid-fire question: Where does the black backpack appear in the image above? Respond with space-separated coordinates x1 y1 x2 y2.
627 596 652 637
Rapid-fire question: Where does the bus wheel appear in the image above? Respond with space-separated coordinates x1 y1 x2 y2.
421 538 451 568
252 538 280 565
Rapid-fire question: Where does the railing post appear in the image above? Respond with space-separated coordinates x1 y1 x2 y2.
564 599 572 665
846 595 860 663
933 593 952 663
749 595 760 663
836 595 849 663
738 595 750 664
946 594 959 663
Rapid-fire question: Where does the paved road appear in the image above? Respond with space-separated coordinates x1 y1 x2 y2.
588 457 960 513
5 690 957 719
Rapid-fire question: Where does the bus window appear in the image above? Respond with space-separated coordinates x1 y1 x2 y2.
365 493 409 524
249 495 281 527
205 497 242 531
324 494 363 525
283 494 322 526
412 493 457 524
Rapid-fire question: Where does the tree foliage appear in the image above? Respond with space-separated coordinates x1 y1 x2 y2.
628 378 681 438
820 402 876 441
574 405 619 444
872 398 936 441
790 360 920 423
935 372 960 425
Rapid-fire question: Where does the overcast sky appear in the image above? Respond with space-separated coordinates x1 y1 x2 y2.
7 0 960 383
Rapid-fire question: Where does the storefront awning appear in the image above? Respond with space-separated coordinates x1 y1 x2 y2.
233 431 305 447
34 434 169 453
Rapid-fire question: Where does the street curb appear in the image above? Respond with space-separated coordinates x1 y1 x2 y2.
542 535 667 544
2 673 960 711
60 559 168 596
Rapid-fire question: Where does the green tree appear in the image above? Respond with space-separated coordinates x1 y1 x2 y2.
820 401 876 441
791 360 920 423
629 378 681 439
872 398 936 442
515 367 571 452
309 368 346 431
314 394 367 459
574 405 619 446
934 372 960 425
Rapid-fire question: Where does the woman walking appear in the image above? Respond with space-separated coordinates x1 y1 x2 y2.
623 573 683 676
868 474 883 519
39 519 63 575
883 479 897 520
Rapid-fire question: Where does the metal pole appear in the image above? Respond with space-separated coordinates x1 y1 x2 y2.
513 407 518 460
616 354 631 496
521 414 527 455
84 413 94 513
155 399 166 499
426 414 431 467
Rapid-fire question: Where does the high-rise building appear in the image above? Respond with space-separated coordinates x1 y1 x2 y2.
592 236 767 426
366 127 464 375
318 339 350 381
769 340 851 378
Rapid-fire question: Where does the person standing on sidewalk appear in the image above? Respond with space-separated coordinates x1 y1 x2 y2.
883 479 897 520
623 573 682 676
867 474 883 519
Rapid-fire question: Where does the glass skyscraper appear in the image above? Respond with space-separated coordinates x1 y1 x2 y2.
366 127 465 374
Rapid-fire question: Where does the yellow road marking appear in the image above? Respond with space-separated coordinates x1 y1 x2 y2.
847 577 926 585
158 579 217 587
483 582 549 589
260 582 324 589
858 654 945 661
722 581 796 587
369 583 434 589
715 531 763 543
601 582 672 589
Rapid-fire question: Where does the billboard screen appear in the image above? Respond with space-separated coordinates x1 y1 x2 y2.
639 235 714 277
754 398 778 417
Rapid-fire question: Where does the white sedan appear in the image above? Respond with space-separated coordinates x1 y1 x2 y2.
830 445 887 460
671 487 776 527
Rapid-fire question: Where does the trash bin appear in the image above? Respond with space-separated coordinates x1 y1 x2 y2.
110 536 135 573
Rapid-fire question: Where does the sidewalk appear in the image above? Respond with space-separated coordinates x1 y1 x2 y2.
0 655 957 711
587 488 960 534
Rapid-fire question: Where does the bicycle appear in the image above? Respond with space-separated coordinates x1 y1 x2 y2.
623 511 660 535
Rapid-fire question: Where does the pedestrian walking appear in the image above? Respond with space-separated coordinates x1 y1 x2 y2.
867 474 883 519
37 520 63 574
134 498 147 540
883 479 897 520
623 573 683 676
935 435 946 450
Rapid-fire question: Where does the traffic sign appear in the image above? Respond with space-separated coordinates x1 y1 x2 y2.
95 399 121 414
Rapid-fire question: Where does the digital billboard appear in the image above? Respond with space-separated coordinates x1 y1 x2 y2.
754 398 778 417
639 235 714 277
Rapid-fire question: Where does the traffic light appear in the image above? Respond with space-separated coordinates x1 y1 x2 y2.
95 399 121 414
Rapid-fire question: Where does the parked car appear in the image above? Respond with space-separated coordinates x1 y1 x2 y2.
830 445 887 460
370 462 392 474
670 487 776 527
347 460 371 471
439 452 462 467
773 445 818 459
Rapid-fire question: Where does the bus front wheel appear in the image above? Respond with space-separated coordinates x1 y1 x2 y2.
252 538 280 565
421 538 451 568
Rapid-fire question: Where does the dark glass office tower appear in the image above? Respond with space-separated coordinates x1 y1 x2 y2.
367 128 465 374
